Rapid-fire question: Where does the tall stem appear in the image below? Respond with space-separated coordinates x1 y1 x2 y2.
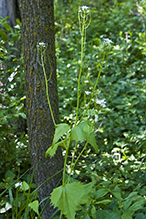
75 14 86 125
41 53 56 127
80 54 105 122
62 139 70 185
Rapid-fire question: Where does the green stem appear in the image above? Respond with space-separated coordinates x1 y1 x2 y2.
67 141 78 183
74 136 90 168
41 54 56 127
75 14 86 125
80 54 105 121
63 139 70 185
60 212 62 219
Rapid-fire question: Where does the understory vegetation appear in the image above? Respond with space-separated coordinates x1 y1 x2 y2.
0 0 146 218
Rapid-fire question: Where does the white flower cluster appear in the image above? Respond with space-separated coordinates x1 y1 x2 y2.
103 38 113 45
79 6 90 13
37 42 46 48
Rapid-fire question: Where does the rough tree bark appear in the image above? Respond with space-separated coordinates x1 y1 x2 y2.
0 0 21 27
21 0 63 218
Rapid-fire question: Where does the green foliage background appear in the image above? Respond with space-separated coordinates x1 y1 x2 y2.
0 0 146 218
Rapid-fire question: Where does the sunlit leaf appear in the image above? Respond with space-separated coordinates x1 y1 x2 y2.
53 123 70 144
70 121 98 152
20 181 29 191
45 138 68 158
51 182 93 219
29 200 39 215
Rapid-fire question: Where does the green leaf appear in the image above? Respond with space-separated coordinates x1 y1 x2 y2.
71 122 87 142
29 200 39 215
84 214 91 219
121 199 145 219
135 213 145 219
9 188 13 206
128 199 145 213
71 121 98 152
96 199 111 205
51 182 93 219
18 112 26 119
53 123 70 144
125 192 138 200
45 123 70 158
96 188 109 199
121 212 132 219
20 181 29 191
45 138 68 158
0 29 7 41
88 132 99 153
122 193 142 211
3 23 10 31
96 209 121 219
5 170 15 182
111 186 122 201
122 198 133 211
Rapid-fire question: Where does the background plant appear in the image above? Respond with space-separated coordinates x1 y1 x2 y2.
54 0 146 218
0 18 30 218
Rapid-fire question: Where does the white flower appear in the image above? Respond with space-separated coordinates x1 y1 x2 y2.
96 98 106 108
67 64 71 68
103 38 113 45
85 91 91 95
15 182 22 188
37 42 46 47
79 6 90 13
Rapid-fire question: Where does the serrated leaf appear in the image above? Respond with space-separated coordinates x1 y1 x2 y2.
20 181 29 191
71 121 98 152
45 138 68 158
29 200 39 215
53 123 70 144
71 122 87 142
51 182 93 219
45 123 70 158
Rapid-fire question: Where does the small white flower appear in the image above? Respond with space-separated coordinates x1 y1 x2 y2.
39 42 46 47
67 64 71 68
103 38 113 45
37 42 46 47
96 98 106 108
79 6 90 13
85 91 91 95
95 115 98 122
15 182 22 188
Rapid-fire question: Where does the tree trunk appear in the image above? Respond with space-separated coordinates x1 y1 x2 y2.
21 0 63 218
0 0 16 26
